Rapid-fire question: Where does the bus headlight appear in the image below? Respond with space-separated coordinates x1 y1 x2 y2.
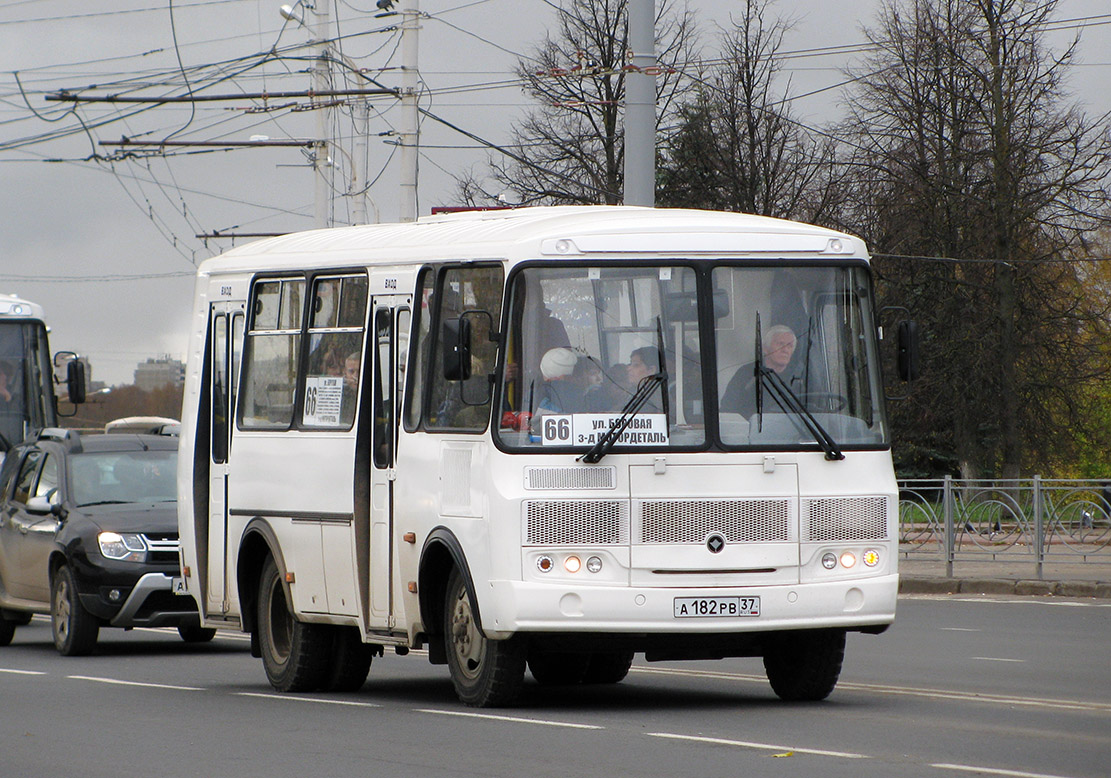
821 552 837 570
840 551 857 569
564 555 582 574
586 556 603 574
98 531 148 562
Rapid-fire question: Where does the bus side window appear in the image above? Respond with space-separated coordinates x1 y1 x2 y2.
425 266 504 432
240 278 305 430
403 268 435 431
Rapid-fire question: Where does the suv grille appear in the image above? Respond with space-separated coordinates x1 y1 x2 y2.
143 533 180 564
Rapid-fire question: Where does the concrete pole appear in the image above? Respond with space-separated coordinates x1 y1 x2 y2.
624 0 655 207
399 1 420 222
352 100 369 224
312 1 332 228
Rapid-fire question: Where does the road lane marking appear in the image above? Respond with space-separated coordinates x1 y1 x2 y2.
236 692 381 708
417 708 602 729
647 732 868 759
629 666 1111 712
0 668 45 676
940 627 981 632
971 656 1025 663
67 675 203 691
933 762 1081 778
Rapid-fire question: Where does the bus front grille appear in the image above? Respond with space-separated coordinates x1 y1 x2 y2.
803 497 888 541
525 500 628 545
638 499 791 544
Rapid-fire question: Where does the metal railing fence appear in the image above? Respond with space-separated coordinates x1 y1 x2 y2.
898 477 1111 578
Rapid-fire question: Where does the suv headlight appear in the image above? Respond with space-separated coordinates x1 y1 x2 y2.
98 532 148 562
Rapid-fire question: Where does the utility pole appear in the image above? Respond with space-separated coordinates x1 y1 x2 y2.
352 100 370 224
311 1 333 228
624 0 655 207
398 1 420 222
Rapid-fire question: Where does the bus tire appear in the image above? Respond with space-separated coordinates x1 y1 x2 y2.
582 651 635 684
444 568 525 707
52 565 99 656
258 556 329 692
527 650 589 686
762 629 846 702
321 626 373 692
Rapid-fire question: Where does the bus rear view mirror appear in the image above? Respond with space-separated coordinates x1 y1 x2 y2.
443 317 472 381
896 320 920 382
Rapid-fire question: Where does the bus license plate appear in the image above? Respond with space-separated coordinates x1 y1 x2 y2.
673 596 760 618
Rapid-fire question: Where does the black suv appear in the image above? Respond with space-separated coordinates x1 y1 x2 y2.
0 429 210 654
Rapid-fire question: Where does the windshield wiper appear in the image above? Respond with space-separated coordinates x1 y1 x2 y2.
759 367 845 461
579 371 667 464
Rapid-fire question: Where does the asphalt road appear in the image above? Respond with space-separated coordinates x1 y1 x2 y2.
2 595 1108 778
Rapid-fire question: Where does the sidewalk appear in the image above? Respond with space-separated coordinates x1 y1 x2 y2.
898 555 1111 599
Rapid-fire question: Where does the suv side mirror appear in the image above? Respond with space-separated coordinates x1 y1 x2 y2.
25 495 60 516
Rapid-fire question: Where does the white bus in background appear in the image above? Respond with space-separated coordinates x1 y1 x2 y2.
0 294 85 454
177 206 917 707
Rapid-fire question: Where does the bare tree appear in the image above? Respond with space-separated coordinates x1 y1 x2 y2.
842 0 1111 478
657 0 840 222
457 0 696 206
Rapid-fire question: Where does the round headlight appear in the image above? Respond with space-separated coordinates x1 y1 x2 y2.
564 555 582 573
840 551 857 568
586 556 603 574
821 552 837 570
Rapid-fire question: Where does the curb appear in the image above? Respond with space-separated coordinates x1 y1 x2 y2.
900 576 1111 599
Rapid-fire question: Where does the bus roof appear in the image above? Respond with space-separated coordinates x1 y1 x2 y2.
197 206 868 275
0 293 46 322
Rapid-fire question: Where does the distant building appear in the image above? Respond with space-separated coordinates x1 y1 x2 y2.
134 356 185 392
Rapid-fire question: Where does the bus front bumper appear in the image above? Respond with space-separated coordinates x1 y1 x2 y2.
479 574 898 639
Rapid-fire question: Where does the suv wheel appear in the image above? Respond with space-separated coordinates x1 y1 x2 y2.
52 565 99 656
0 614 15 647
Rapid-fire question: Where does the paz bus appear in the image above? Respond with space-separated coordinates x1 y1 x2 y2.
0 293 85 454
176 206 914 706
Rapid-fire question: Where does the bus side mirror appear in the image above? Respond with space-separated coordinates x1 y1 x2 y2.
66 359 87 404
896 320 920 382
443 317 472 381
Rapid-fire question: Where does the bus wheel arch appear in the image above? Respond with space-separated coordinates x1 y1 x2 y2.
417 528 477 665
236 520 287 658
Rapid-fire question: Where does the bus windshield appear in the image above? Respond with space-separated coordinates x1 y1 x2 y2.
494 262 887 452
0 321 56 450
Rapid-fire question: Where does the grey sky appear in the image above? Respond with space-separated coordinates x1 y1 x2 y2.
1 0 1108 386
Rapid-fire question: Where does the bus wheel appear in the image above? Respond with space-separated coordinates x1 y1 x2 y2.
444 568 525 707
258 557 328 692
582 651 635 684
321 626 373 692
527 650 589 685
762 629 846 702
51 565 99 656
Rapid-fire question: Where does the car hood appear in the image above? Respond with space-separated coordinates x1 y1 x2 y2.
74 503 179 535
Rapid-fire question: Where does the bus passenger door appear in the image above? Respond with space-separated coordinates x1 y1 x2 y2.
207 302 244 614
368 300 406 627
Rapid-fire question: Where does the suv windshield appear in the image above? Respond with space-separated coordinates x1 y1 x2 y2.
494 262 887 453
70 449 178 506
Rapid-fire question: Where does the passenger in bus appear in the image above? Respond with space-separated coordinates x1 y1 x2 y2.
536 347 586 413
720 324 798 418
342 352 360 425
0 360 12 404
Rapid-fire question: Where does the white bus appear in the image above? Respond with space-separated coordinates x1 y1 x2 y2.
0 294 85 454
177 206 913 706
